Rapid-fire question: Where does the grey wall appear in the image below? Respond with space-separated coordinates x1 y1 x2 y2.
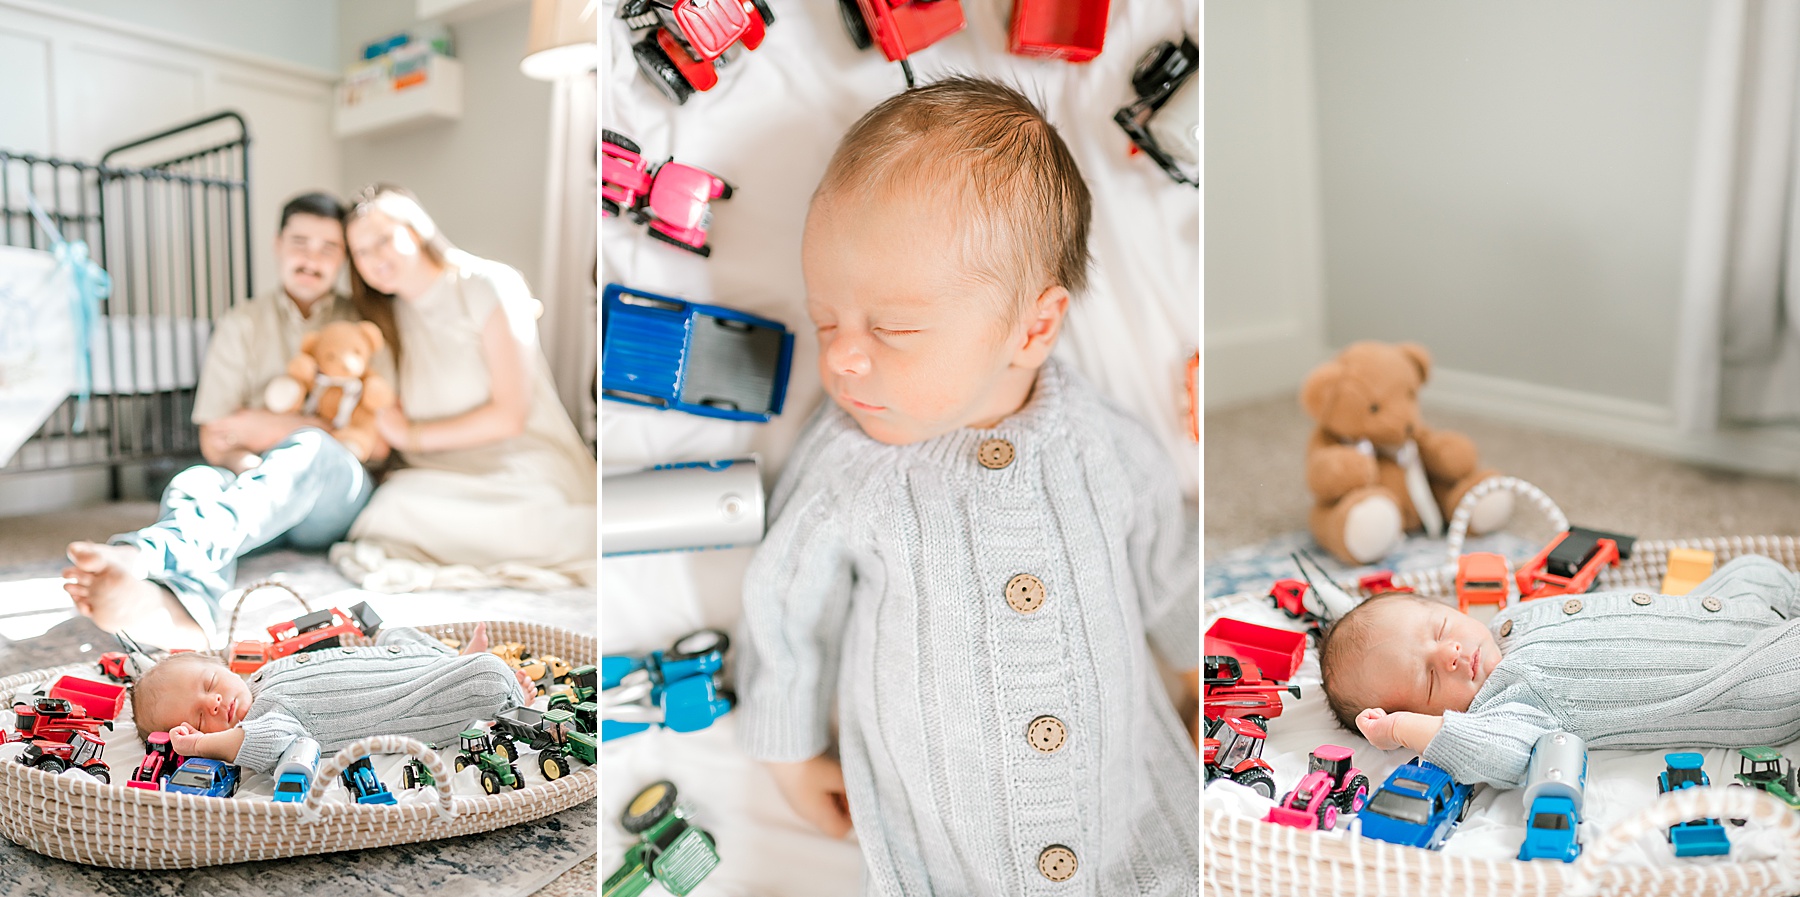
41 0 337 70
1311 0 1711 407
337 0 551 284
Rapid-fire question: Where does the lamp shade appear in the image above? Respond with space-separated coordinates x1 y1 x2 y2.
521 0 596 80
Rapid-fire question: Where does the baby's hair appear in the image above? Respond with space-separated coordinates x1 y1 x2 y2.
129 651 227 741
815 75 1092 318
1317 591 1416 733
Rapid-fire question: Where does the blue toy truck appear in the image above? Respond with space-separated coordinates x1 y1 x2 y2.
601 283 794 423
1518 731 1586 862
164 758 240 798
1356 758 1474 850
602 628 734 742
271 736 321 804
340 755 397 805
1660 752 1730 857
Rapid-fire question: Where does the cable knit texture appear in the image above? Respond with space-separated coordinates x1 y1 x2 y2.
1423 555 1800 788
233 626 522 775
737 359 1200 897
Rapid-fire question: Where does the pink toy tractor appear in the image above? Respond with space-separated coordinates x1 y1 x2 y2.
1264 745 1370 831
838 0 965 87
621 0 774 105
602 130 733 257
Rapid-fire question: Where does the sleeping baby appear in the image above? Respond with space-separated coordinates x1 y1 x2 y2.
1321 554 1800 788
131 624 533 775
734 77 1200 894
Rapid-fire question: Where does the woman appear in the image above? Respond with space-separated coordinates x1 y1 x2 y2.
337 185 595 586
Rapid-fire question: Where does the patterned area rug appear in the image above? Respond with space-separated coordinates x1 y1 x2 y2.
1204 530 1540 601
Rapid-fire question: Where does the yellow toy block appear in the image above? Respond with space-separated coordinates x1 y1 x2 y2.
1661 548 1716 596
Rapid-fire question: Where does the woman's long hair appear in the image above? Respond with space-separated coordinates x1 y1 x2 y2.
344 184 456 362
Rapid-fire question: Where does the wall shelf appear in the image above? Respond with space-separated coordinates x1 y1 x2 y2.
334 54 462 139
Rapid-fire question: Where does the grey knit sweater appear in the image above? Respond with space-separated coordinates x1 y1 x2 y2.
737 359 1200 897
1423 555 1800 789
234 626 523 774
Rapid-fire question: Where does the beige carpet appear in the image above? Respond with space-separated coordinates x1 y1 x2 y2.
1205 396 1800 557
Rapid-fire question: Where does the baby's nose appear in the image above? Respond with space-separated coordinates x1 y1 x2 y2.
826 338 871 376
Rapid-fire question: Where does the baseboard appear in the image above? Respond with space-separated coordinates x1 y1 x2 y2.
1204 321 1329 410
1425 367 1800 478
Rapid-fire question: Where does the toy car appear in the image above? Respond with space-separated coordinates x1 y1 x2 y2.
1356 758 1474 850
838 0 964 87
601 284 794 423
1357 570 1414 596
605 780 720 897
603 131 733 257
272 737 321 803
1265 745 1368 830
1114 35 1197 187
456 728 526 795
1732 746 1800 812
1266 578 1320 623
128 732 186 791
1455 552 1511 614
1203 716 1277 799
1518 731 1586 862
1202 654 1300 733
1516 527 1635 600
227 601 383 674
165 758 240 798
1660 751 1730 856
339 754 397 805
603 628 735 742
97 631 155 683
1008 0 1107 62
17 731 110 781
620 0 774 105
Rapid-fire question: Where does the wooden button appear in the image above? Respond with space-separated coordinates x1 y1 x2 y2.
1027 716 1067 754
1632 593 1653 606
1703 596 1723 612
977 438 1015 469
1005 574 1046 613
1498 620 1513 637
341 647 357 654
1562 599 1583 615
389 645 403 653
295 654 311 664
1037 845 1077 882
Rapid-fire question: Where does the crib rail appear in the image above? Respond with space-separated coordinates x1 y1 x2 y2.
0 112 251 484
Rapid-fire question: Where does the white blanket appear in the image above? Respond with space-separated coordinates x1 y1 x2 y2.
600 0 1199 891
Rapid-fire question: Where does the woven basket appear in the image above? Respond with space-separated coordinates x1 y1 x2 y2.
0 619 595 869
1205 533 1800 897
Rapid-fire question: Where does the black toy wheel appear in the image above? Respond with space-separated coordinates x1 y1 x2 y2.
36 758 67 775
455 755 472 773
1728 782 1748 825
480 770 502 796
495 739 519 762
716 179 735 201
602 197 622 218
403 765 419 790
602 129 641 155
751 0 775 26
838 0 872 50
86 767 110 784
1341 774 1370 812
1233 768 1277 801
668 628 730 661
633 33 694 106
622 780 679 833
541 753 570 781
646 226 711 257
510 765 526 789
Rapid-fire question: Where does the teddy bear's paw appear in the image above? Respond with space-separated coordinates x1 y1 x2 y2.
1465 489 1516 536
264 376 304 415
1342 494 1404 563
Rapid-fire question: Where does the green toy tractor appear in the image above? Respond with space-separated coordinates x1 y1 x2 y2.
603 780 719 897
454 728 525 795
532 707 597 780
1732 746 1800 820
402 744 439 790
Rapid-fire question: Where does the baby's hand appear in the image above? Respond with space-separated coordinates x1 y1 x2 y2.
766 755 854 838
1356 708 1402 751
168 723 204 757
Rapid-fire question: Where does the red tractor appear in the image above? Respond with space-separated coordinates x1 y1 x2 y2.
18 731 109 782
621 0 775 105
7 697 109 744
838 0 965 87
128 732 187 791
1203 654 1300 734
1516 527 1635 601
1264 745 1370 831
1204 716 1276 799
228 601 383 674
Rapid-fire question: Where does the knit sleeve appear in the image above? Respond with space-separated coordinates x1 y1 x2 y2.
1115 412 1200 669
375 625 456 655
1692 555 1800 619
234 709 310 776
1422 700 1563 788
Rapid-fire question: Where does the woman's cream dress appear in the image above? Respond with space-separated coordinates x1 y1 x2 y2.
344 256 596 586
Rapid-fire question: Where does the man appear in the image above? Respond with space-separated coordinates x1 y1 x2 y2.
63 193 393 649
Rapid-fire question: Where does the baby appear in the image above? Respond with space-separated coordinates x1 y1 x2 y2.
132 623 533 776
735 78 1200 894
1321 554 1800 788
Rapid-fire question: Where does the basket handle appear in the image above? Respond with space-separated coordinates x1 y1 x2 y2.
1566 785 1800 897
1443 475 1569 561
222 580 312 647
298 735 457 823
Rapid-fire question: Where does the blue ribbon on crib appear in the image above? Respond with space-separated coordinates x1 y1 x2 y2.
26 192 108 433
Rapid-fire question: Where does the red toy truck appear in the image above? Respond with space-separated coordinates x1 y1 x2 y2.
1008 0 1109 62
48 675 125 721
838 0 965 86
17 731 109 781
1204 716 1276 799
1516 527 1635 601
602 130 733 257
1456 552 1511 613
622 0 774 104
228 601 383 674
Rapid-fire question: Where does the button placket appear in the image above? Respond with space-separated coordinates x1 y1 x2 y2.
1027 716 1067 754
1005 573 1046 614
1038 845 1077 882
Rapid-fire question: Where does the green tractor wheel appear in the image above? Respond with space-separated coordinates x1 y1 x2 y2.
510 764 526 789
541 752 571 781
480 769 502 795
455 754 472 773
621 780 678 833
496 739 519 762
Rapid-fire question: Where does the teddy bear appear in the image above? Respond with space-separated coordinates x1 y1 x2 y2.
1300 341 1514 564
263 320 394 464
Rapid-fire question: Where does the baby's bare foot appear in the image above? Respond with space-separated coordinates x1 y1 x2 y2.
63 541 208 650
515 668 536 704
462 622 490 656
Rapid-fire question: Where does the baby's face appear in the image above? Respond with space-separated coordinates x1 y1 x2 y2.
146 661 253 735
801 190 1041 446
1345 596 1500 716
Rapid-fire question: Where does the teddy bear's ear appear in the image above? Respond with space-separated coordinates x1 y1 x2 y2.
358 320 384 353
1398 342 1432 383
300 331 320 354
1300 361 1344 420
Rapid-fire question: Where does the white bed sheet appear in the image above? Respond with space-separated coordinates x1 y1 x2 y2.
1203 597 1797 872
600 0 1199 891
